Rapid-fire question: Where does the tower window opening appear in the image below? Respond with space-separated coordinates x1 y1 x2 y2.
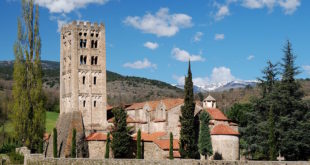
80 39 83 48
79 32 82 36
83 39 87 48
94 101 96 107
91 40 94 48
80 55 83 64
91 56 94 65
96 33 99 38
84 33 87 37
91 33 94 37
94 77 97 85
94 40 97 48
83 100 86 107
83 56 87 64
82 76 85 84
94 56 98 65
91 40 98 48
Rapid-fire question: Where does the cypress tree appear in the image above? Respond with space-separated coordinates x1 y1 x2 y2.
136 129 142 159
198 111 213 160
53 128 57 158
11 0 45 152
169 132 173 160
71 128 76 158
105 133 110 159
111 107 132 158
179 61 199 158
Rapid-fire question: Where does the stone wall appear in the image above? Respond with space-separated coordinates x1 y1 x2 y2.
211 135 239 160
24 155 309 165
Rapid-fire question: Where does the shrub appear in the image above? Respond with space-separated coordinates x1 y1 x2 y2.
8 151 24 164
213 152 223 160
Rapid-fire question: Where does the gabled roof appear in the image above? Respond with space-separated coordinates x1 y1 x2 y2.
161 98 183 110
125 102 146 110
211 124 239 136
132 132 166 142
86 132 112 141
146 100 160 111
206 108 228 121
153 139 179 150
204 95 216 101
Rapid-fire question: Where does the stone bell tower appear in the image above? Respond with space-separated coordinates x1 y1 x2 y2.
60 21 107 132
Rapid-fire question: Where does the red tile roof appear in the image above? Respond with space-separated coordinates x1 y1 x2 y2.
86 132 112 141
229 122 238 126
161 98 184 110
126 102 146 110
146 100 160 111
132 132 166 142
211 124 239 136
107 105 114 111
153 139 179 150
206 108 229 121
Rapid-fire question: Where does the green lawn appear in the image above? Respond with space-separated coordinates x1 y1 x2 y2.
3 111 59 134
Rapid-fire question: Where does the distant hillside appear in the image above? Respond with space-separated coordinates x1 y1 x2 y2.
0 60 183 105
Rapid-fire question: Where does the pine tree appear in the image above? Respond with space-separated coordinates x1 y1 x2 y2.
179 61 199 159
53 128 58 158
268 105 276 160
198 111 213 160
136 129 142 159
111 107 132 158
11 0 45 152
71 128 76 158
105 133 110 159
169 132 174 160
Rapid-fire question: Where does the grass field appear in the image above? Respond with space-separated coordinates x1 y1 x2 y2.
3 111 59 134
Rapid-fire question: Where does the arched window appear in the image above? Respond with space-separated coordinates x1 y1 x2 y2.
94 101 96 107
82 76 85 84
83 56 87 64
94 56 98 65
94 77 97 85
80 55 83 64
83 100 86 107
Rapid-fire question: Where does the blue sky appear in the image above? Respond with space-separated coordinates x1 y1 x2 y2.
0 0 309 86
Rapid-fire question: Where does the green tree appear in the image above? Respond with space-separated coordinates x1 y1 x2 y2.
169 132 173 160
198 111 213 159
11 0 45 152
71 128 76 158
111 107 132 158
268 105 276 160
105 133 110 159
53 128 57 158
179 61 199 159
136 129 142 159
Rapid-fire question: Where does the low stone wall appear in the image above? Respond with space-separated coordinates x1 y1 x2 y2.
25 155 309 165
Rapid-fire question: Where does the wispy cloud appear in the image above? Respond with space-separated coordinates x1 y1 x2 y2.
247 55 255 60
123 58 157 69
192 32 203 42
214 33 225 40
171 48 205 62
174 66 236 86
144 41 159 50
34 0 109 13
214 5 230 21
123 8 193 37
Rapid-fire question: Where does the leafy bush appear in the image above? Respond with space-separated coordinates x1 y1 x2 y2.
0 143 17 153
213 152 223 160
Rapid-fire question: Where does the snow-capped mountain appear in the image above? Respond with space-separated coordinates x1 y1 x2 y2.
173 80 258 92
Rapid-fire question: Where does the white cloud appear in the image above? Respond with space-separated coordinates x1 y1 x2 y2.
211 67 236 83
215 34 225 40
303 65 310 75
123 8 192 37
123 58 157 69
214 5 230 21
247 55 255 60
34 0 109 13
173 66 236 86
242 0 300 14
279 0 301 14
192 32 203 42
171 48 205 62
144 42 159 50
